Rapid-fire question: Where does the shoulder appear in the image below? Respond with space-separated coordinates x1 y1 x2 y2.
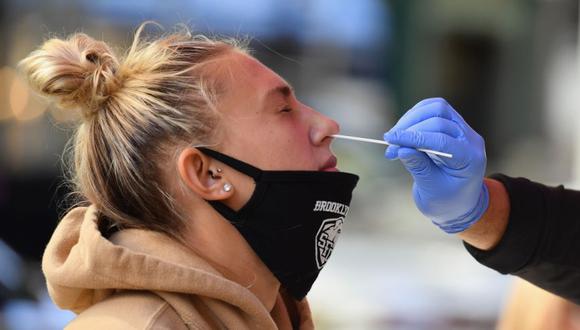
65 290 187 330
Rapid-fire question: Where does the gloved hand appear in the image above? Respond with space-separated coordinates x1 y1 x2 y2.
384 98 489 233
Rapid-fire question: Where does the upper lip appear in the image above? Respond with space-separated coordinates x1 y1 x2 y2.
319 155 338 171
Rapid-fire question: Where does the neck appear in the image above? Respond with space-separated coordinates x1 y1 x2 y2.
183 200 280 311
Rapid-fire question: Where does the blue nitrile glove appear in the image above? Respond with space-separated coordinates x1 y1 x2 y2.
384 98 489 234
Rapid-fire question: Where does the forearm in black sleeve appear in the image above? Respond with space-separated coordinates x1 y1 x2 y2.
464 174 580 304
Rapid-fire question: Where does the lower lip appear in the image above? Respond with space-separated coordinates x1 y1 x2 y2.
321 167 339 172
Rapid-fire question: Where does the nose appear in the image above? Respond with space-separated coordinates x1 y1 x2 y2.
308 106 340 146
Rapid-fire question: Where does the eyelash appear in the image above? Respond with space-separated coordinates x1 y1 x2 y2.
280 107 293 113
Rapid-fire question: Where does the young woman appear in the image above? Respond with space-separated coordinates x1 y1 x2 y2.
20 25 358 329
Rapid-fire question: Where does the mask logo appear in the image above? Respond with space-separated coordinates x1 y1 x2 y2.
315 217 344 269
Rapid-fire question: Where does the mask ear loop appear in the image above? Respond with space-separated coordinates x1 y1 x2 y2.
191 148 260 290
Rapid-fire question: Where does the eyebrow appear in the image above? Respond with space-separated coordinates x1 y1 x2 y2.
265 85 294 100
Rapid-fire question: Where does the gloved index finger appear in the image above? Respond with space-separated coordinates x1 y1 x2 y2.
406 116 464 138
388 98 455 133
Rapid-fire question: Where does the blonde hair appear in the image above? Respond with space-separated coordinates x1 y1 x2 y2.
19 24 246 239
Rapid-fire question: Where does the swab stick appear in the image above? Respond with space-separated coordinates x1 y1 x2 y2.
331 134 453 159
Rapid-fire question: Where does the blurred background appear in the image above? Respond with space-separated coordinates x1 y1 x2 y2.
1 0 579 329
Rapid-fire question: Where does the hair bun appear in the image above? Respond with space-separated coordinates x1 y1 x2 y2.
19 33 121 118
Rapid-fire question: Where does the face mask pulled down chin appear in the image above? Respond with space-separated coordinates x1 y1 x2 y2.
198 148 359 300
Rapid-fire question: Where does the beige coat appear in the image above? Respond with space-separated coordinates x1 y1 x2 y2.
42 206 315 329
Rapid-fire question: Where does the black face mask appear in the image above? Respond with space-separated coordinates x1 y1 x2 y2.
198 148 359 300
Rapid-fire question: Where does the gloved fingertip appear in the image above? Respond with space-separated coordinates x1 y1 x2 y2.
384 130 399 144
383 131 392 141
385 145 399 160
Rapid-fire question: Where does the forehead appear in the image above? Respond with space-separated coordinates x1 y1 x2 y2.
229 51 282 83
217 51 289 105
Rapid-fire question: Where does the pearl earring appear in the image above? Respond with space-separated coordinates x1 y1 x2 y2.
223 183 233 192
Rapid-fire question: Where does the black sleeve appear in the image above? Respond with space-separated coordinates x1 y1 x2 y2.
463 174 580 304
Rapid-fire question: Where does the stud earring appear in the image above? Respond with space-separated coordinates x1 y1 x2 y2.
223 183 233 192
209 168 223 179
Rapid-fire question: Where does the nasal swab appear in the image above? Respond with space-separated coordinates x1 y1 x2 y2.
331 134 453 159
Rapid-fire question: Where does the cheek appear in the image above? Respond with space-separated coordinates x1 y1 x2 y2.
221 113 316 170
263 116 315 169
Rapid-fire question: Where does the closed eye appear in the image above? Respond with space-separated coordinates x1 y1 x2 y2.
280 107 293 113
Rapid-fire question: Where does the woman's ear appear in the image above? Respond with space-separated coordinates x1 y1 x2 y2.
177 148 234 201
